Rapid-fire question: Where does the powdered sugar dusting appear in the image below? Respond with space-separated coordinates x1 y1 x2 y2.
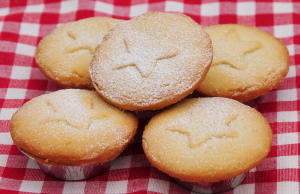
167 98 239 148
143 97 272 181
112 35 179 78
35 17 123 88
12 89 137 164
91 12 213 110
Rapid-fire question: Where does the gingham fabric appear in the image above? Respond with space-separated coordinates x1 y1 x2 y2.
0 0 298 193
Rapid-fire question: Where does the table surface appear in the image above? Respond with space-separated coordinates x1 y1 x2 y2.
0 0 299 193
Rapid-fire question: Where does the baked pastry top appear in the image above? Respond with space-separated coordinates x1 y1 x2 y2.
197 24 289 101
90 12 212 111
35 17 123 89
10 89 138 165
143 97 272 182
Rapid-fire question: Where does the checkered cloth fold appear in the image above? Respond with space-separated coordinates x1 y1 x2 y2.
0 0 298 193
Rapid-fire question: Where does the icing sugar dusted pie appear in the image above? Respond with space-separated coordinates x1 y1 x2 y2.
197 24 289 102
10 89 138 167
90 12 213 111
35 17 123 89
142 97 272 186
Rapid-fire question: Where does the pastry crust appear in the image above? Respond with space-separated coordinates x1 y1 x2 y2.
10 89 138 166
35 17 123 89
90 12 212 111
197 24 289 101
142 97 273 182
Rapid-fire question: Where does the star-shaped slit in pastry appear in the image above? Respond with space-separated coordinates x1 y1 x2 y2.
212 29 261 70
42 98 109 131
167 114 239 148
64 31 94 55
42 114 109 131
112 37 179 78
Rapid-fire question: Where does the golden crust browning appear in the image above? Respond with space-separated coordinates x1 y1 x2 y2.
198 24 289 102
35 17 123 89
142 97 273 182
90 12 212 111
10 89 138 166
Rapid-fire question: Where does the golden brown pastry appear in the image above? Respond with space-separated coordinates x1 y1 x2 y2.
143 97 272 182
10 89 138 166
35 17 123 89
90 12 212 111
198 24 289 101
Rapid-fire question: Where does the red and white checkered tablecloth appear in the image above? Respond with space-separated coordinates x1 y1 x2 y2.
0 0 298 193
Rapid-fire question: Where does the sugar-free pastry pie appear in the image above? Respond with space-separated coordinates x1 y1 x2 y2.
143 97 272 183
35 17 123 89
90 12 212 111
197 24 289 101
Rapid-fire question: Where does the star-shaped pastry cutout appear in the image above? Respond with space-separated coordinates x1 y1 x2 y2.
43 112 108 131
65 31 94 55
167 113 239 148
212 29 261 70
112 37 179 78
43 98 109 131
